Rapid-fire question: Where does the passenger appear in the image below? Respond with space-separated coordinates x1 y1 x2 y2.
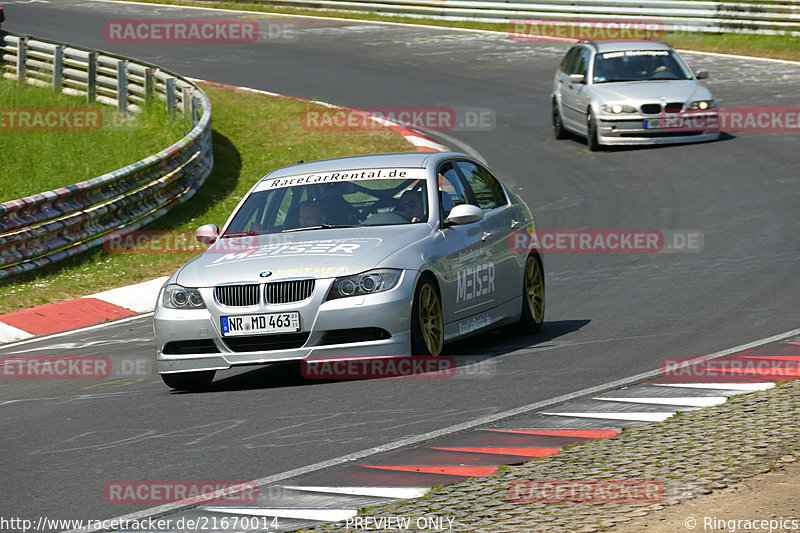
596 57 622 82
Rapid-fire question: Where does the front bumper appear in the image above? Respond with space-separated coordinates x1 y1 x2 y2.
154 272 416 374
596 111 720 146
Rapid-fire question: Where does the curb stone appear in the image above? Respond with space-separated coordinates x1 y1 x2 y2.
0 276 169 343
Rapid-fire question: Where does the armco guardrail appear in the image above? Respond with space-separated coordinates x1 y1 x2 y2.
263 0 800 34
0 32 213 280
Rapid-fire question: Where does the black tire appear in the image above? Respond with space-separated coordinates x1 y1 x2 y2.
553 99 568 140
161 370 215 391
587 110 601 152
410 274 444 356
518 254 545 334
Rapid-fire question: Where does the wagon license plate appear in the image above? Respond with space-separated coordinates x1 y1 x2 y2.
221 312 300 336
644 117 683 129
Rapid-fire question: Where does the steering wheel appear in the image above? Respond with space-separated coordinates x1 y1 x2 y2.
650 66 673 79
356 205 378 223
392 209 413 222
363 211 410 225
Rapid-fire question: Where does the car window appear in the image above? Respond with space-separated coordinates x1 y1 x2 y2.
560 47 579 74
272 186 309 228
227 186 309 233
593 50 692 83
224 175 430 233
572 48 591 77
453 161 508 212
565 47 582 75
437 162 470 219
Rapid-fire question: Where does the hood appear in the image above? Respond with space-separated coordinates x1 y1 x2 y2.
174 225 431 287
591 80 713 106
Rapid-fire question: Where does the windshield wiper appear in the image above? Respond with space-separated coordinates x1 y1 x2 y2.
647 76 690 80
282 224 358 233
220 229 259 238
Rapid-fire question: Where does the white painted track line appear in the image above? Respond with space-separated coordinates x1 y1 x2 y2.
0 313 153 349
541 412 677 422
594 396 729 407
281 486 430 499
203 507 357 521
651 382 775 391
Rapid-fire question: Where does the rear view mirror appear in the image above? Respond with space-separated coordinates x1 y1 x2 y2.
195 224 219 244
695 70 709 80
569 73 586 84
445 204 484 226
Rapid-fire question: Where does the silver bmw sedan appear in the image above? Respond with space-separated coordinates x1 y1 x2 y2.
154 152 545 390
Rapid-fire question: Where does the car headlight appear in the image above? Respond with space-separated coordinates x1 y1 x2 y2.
688 100 716 111
162 284 206 309
327 269 402 300
602 104 637 114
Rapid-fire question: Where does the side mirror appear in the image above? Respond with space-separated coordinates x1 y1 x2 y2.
695 70 709 80
569 73 586 84
195 224 219 244
445 204 484 226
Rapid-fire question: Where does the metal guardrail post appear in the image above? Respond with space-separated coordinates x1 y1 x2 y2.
53 45 64 92
191 95 201 127
87 52 97 103
117 59 128 112
144 67 154 103
182 85 192 121
166 77 177 117
16 36 26 83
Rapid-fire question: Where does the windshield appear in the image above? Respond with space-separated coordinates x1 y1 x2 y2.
593 50 693 83
224 169 429 235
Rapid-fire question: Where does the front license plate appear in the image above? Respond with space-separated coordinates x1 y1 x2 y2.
221 312 300 336
644 117 683 129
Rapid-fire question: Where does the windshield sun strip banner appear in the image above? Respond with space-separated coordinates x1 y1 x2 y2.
254 168 428 192
601 50 670 58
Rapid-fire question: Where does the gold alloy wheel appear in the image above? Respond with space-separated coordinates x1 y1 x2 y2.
419 283 444 355
525 256 545 324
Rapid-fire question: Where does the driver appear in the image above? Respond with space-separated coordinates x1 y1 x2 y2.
299 200 329 227
644 54 669 77
396 190 425 223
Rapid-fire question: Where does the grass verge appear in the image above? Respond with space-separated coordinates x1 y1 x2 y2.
667 31 800 61
0 78 191 201
0 82 412 314
110 0 800 61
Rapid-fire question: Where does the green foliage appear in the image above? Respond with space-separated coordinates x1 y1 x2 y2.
0 78 190 201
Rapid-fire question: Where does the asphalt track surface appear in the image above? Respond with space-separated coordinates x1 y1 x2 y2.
3 0 800 524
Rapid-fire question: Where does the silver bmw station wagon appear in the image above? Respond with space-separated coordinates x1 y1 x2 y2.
154 152 544 390
552 40 720 150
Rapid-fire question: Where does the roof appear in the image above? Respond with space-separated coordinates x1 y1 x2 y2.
262 151 469 180
591 40 673 53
